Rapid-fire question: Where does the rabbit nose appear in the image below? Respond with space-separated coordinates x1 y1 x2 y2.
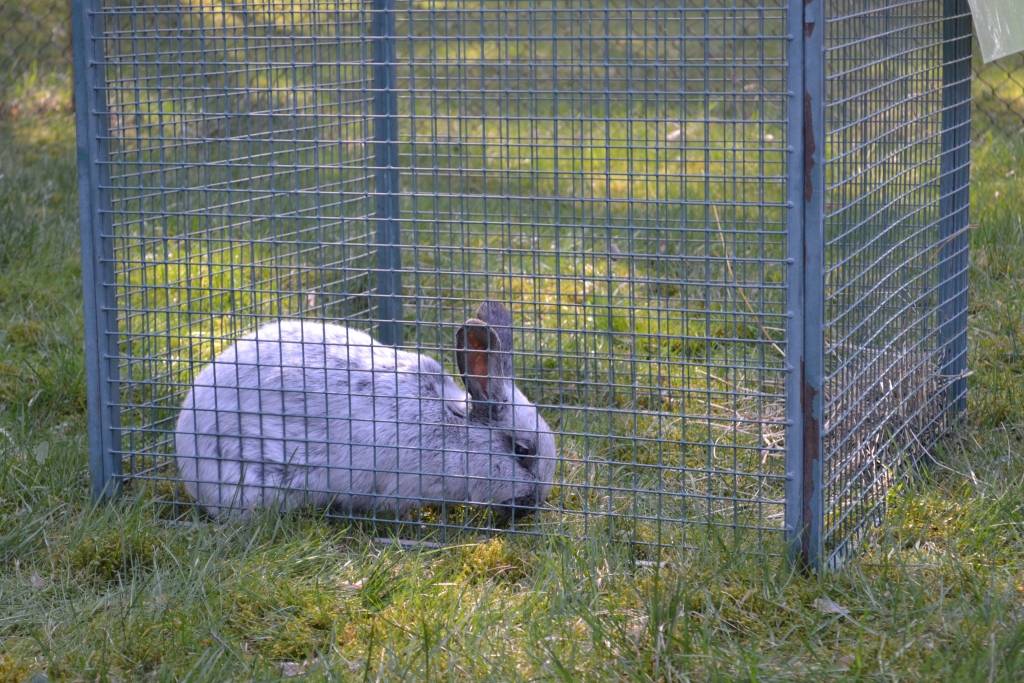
509 491 542 520
493 490 541 525
512 492 539 508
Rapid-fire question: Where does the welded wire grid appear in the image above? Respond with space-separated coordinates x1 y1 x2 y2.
388 0 791 549
95 0 380 497
83 0 792 553
821 0 971 567
6 0 1022 129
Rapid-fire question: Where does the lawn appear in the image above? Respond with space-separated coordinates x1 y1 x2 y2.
1 5 1023 681
0 106 1021 683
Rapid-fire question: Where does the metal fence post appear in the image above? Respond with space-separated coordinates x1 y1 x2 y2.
939 0 972 418
785 0 825 570
72 0 121 500
372 0 403 345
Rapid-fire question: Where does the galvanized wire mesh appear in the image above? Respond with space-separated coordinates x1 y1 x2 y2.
7 1 1020 131
382 1 793 549
73 0 972 566
821 0 971 567
77 0 792 554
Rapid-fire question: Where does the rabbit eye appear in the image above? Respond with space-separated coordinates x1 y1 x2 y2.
513 441 534 457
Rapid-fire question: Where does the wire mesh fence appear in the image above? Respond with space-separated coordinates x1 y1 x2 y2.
820 0 972 567
5 2 1021 132
73 0 795 557
67 0 977 569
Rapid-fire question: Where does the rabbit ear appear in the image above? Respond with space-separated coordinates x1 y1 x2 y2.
455 317 512 412
473 301 513 352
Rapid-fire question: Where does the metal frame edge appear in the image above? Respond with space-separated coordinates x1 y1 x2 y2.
72 0 121 501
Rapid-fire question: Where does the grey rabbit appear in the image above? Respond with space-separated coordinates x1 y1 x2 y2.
175 301 556 520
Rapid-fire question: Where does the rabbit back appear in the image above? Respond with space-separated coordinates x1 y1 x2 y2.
175 319 472 517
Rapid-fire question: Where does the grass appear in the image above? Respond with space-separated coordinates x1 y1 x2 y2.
1 110 1022 683
974 52 1024 136
1 8 1023 681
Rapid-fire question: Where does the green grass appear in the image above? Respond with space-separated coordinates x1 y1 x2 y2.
0 1 71 138
3 5 1024 674
1 103 1023 681
974 52 1024 135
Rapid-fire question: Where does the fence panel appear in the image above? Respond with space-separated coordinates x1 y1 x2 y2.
819 0 972 567
63 0 973 568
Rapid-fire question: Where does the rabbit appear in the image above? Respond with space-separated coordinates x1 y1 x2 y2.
174 301 556 521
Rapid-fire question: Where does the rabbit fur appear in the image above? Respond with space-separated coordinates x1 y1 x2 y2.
175 301 556 519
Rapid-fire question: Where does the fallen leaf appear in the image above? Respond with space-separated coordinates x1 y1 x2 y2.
814 597 850 617
280 660 313 678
